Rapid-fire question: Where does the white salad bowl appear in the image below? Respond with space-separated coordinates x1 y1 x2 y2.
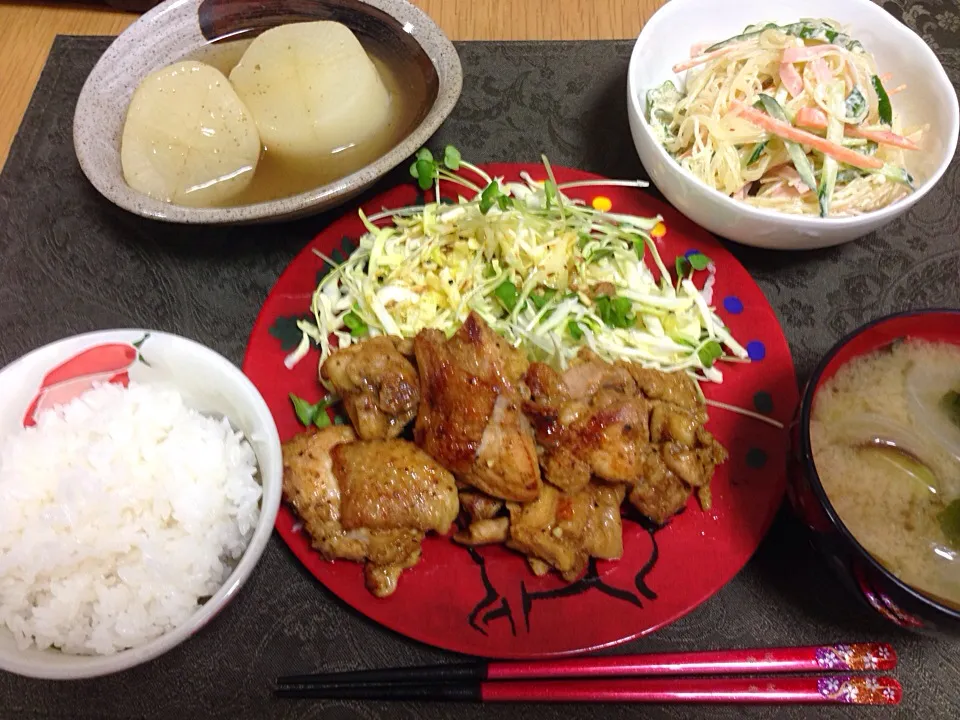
0 330 282 679
626 0 959 250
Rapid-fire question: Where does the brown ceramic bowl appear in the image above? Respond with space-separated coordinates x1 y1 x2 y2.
73 0 462 224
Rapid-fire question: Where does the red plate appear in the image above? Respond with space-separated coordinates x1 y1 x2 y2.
242 164 799 658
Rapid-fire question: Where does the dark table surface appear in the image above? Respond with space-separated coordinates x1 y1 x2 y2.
1 8 960 719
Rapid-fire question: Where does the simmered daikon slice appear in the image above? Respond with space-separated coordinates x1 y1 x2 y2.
121 61 261 207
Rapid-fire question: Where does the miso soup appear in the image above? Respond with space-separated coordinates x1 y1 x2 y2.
811 339 960 609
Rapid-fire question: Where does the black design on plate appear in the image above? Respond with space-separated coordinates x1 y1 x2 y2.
462 515 660 636
269 313 314 352
632 515 660 601
464 546 517 637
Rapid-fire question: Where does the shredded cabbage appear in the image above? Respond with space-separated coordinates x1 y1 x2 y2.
292 151 749 386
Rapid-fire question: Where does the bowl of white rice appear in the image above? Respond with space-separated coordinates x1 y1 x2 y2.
0 330 282 679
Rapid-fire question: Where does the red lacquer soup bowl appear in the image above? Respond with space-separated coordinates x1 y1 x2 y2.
789 309 960 636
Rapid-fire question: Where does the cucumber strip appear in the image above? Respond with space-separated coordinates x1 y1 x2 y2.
872 75 893 125
704 23 777 52
784 21 865 53
745 140 768 166
755 94 818 193
818 83 845 217
646 80 682 145
706 20 863 54
844 87 868 124
835 168 864 184
833 164 913 188
876 164 915 187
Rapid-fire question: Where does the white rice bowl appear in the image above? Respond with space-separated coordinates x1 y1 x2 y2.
0 381 262 656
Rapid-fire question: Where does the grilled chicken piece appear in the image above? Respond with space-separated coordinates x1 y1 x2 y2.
628 400 727 523
527 557 552 576
471 395 542 499
624 363 701 410
561 351 636 400
364 544 421 597
330 439 459 533
525 361 569 406
524 349 727 526
459 491 504 521
320 336 420 440
282 428 457 597
454 489 509 546
453 517 510 545
586 483 628 559
507 483 626 581
414 312 541 502
282 425 369 562
650 402 702 446
562 348 701 410
629 451 692 525
524 361 650 492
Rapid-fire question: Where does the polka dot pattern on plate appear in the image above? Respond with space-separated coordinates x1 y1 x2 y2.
592 196 612 212
746 340 766 361
746 448 768 469
723 296 744 314
753 391 774 414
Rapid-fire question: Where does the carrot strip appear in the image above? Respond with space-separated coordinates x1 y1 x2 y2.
779 62 804 97
729 100 884 169
888 84 907 95
847 126 920 151
796 107 828 129
879 72 893 82
760 104 917 150
781 44 843 64
672 43 744 73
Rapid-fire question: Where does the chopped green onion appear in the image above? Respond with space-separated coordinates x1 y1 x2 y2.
494 280 519 311
595 294 635 329
529 288 557 311
290 393 335 428
697 340 724 368
343 310 368 337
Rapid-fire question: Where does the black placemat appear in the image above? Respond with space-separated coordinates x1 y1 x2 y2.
1 25 959 720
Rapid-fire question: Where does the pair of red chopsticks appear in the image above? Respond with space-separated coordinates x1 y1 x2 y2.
275 643 901 705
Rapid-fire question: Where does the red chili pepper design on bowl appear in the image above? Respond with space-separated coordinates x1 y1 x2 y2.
22 334 150 428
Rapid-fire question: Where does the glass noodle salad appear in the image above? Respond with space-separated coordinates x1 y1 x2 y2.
287 147 749 389
647 19 924 217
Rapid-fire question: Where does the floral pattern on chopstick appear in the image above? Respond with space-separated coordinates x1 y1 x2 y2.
815 643 896 671
817 675 901 705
